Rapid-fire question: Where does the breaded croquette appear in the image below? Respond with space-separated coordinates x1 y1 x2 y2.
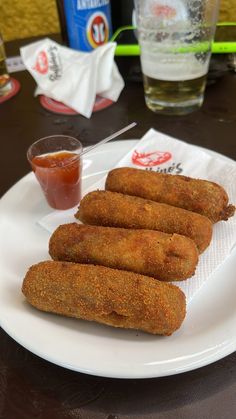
105 167 235 223
22 261 186 336
49 223 199 281
75 190 212 253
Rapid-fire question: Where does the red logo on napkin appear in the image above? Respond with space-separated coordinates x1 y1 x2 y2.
132 150 172 167
33 51 48 74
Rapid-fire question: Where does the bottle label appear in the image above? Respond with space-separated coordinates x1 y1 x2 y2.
63 0 112 51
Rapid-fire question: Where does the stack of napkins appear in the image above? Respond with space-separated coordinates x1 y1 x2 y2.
38 129 236 303
20 38 124 118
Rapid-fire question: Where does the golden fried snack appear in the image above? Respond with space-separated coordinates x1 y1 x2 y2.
105 167 235 223
75 191 212 253
22 260 186 336
49 223 199 281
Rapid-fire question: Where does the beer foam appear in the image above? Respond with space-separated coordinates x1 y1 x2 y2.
141 50 209 81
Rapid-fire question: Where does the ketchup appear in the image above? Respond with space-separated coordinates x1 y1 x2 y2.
31 151 82 210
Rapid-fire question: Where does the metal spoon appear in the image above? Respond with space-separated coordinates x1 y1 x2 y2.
81 122 137 156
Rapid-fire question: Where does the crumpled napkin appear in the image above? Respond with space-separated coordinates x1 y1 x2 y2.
38 128 236 303
20 38 124 118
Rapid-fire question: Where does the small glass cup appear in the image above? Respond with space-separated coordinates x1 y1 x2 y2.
27 135 83 210
0 33 12 96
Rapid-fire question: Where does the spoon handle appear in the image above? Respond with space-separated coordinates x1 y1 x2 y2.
81 122 137 156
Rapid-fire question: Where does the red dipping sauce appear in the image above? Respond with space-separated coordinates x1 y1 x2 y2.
31 150 82 210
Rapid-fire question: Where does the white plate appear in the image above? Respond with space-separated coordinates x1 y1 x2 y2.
0 140 236 379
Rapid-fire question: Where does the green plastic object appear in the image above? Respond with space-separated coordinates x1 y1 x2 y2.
112 24 236 56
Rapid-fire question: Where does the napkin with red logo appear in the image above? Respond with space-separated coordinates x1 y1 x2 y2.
38 128 236 303
20 38 124 118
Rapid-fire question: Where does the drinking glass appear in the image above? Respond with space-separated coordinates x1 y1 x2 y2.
0 32 12 96
134 0 220 115
27 135 83 210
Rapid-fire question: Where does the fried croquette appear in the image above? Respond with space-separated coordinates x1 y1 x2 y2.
49 223 199 281
22 261 186 336
75 191 212 253
105 167 235 223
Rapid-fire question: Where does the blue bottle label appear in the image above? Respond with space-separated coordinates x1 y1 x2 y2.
63 0 112 51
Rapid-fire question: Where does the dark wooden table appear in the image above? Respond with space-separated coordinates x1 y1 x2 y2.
1 36 236 419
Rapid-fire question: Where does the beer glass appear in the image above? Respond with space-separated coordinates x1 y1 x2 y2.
134 0 220 115
0 33 11 96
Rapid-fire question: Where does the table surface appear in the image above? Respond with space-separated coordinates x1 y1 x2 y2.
1 36 236 419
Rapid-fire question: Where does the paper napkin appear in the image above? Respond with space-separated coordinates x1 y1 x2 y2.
38 129 236 303
20 38 124 118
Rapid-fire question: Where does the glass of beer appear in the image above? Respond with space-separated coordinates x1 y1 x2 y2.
0 33 12 96
134 0 220 115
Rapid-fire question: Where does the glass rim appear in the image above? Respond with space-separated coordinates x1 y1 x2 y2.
27 135 83 169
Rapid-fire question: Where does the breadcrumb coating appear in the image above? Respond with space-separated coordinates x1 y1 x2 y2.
49 223 199 281
22 261 186 336
75 191 212 253
105 168 235 223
